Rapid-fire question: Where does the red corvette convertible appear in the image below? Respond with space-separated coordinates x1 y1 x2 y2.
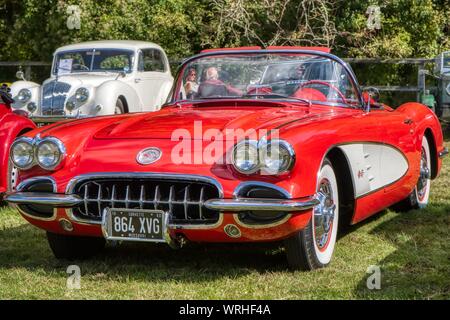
0 85 35 197
5 47 447 270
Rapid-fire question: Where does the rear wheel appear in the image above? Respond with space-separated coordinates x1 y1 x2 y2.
46 232 105 260
392 136 431 212
284 159 339 270
115 98 125 114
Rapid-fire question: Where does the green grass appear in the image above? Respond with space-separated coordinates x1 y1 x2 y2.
0 140 449 300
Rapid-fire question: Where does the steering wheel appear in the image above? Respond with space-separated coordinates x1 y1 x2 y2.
72 64 90 71
298 80 347 104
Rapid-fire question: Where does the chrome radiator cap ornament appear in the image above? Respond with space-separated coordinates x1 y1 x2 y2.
136 147 162 165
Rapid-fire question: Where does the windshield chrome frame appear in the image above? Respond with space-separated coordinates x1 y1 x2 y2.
166 49 364 109
52 48 135 75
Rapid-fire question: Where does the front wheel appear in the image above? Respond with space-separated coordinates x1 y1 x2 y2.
284 159 339 270
47 232 105 260
115 98 125 114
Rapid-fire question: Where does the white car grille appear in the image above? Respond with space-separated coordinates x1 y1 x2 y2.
41 81 71 115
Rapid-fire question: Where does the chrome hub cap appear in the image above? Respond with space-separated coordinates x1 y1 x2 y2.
314 179 336 250
417 147 430 200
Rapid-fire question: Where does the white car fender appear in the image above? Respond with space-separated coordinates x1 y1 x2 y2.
154 80 174 109
93 80 142 115
10 80 41 112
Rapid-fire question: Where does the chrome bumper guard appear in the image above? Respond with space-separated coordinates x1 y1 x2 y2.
6 192 318 213
204 197 319 212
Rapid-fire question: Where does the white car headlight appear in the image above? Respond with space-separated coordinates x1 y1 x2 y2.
446 83 450 96
232 140 259 174
259 139 295 175
36 137 66 170
10 137 34 169
75 87 89 103
16 88 32 103
27 102 37 113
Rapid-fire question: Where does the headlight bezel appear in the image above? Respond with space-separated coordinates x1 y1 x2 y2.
74 87 89 104
231 140 260 174
16 88 32 103
231 139 295 175
10 137 35 170
35 137 66 171
259 139 296 175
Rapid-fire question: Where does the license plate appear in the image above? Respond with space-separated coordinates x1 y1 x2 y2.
102 208 166 243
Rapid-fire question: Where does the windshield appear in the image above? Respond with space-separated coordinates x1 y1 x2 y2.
53 49 134 75
174 52 361 107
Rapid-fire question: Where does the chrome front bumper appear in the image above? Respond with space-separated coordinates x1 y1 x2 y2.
5 192 318 212
204 197 318 212
439 147 449 159
5 192 82 207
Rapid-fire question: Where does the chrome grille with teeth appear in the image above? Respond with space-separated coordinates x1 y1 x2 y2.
71 179 221 225
41 80 71 115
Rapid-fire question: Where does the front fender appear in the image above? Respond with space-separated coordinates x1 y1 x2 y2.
0 113 36 193
93 80 141 115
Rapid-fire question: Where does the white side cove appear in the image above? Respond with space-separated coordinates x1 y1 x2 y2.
338 143 409 198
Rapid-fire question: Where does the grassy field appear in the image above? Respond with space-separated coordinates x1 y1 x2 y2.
0 141 448 300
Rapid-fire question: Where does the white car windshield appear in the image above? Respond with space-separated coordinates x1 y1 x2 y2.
176 52 361 107
53 49 134 75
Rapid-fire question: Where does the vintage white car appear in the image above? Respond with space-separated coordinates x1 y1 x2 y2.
10 40 173 123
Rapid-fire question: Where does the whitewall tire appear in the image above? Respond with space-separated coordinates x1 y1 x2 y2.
285 159 339 270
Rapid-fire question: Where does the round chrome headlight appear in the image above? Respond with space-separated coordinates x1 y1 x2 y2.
36 137 65 170
232 140 259 174
66 101 76 111
27 102 37 113
17 88 31 103
446 83 450 96
75 87 89 103
10 137 34 169
259 139 295 174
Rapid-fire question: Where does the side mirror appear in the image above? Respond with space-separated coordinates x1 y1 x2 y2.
16 70 26 81
362 87 380 112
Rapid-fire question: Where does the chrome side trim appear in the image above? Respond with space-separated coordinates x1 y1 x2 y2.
204 197 318 212
30 115 91 123
439 147 449 159
5 192 82 207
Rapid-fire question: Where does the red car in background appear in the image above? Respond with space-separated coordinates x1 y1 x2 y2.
0 85 35 196
5 47 447 270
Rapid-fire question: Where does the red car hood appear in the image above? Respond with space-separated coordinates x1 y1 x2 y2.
94 101 335 141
